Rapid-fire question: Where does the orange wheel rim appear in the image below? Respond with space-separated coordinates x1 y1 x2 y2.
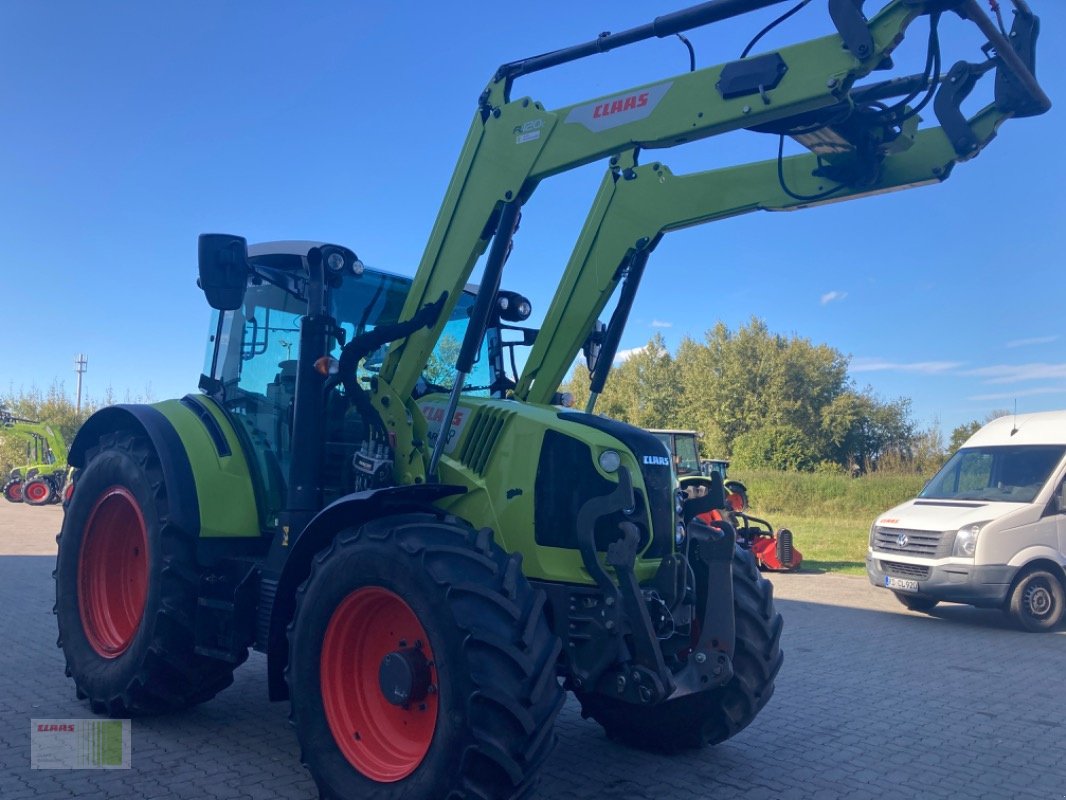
320 587 438 782
77 486 149 658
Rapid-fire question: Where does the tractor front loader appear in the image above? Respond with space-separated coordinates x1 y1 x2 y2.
54 2 1047 799
2 408 69 505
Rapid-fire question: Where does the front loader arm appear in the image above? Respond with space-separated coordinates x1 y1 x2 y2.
372 0 1047 480
514 96 1028 405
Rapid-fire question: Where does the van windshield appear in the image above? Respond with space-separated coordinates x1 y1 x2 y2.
920 445 1066 503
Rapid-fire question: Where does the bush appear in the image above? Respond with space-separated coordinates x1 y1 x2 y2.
731 424 820 472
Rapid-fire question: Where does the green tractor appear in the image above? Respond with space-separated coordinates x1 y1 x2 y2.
1 409 70 505
54 1 1047 798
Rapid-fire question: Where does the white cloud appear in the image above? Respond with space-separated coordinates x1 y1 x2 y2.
820 290 847 305
1005 335 1059 349
650 320 673 328
969 386 1066 401
614 341 668 363
614 346 646 363
961 363 1066 385
850 357 963 374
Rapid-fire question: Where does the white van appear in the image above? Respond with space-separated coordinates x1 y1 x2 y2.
867 411 1066 631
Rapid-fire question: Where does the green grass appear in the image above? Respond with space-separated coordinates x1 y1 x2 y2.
731 470 927 575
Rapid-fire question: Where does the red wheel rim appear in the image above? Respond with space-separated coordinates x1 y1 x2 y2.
25 481 49 503
77 486 149 658
320 587 438 782
6 482 22 502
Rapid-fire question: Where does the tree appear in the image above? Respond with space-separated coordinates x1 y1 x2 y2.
948 420 982 454
573 334 679 428
947 409 1011 454
422 334 462 387
563 316 921 472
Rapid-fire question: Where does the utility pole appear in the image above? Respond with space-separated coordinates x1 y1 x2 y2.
74 354 88 414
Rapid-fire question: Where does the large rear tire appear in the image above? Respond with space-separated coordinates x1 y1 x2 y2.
577 546 783 752
55 431 246 714
2 476 23 503
287 513 564 800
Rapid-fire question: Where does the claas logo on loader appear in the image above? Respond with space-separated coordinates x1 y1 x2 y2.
643 455 671 467
592 92 649 119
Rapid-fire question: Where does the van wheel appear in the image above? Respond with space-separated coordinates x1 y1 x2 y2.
1008 569 1065 632
892 592 938 613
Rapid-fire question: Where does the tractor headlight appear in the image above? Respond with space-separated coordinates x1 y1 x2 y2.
675 522 686 546
952 523 984 558
326 251 346 273
598 449 621 473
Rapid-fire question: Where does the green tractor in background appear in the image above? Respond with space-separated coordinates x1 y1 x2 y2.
649 431 802 571
52 1 1047 797
1 408 70 505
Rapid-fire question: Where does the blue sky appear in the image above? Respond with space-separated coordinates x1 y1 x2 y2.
2 1 1063 438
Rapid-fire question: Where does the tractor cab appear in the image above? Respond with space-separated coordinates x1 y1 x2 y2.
648 429 703 477
199 240 492 513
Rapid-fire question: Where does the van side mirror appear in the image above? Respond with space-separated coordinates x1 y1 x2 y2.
583 320 607 373
198 234 249 311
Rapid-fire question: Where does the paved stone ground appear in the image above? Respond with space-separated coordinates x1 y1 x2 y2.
2 504 1064 799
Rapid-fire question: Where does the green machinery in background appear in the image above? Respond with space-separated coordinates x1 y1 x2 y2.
53 2 1047 798
2 407 70 505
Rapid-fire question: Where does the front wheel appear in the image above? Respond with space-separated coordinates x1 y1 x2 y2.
577 546 783 752
287 513 564 800
1008 569 1065 632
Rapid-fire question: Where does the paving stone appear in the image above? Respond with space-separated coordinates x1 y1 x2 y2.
2 510 1064 799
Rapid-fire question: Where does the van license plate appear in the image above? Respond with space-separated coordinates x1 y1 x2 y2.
885 576 919 592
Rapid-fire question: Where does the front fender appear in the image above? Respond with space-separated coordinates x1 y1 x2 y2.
1008 545 1066 571
265 483 466 700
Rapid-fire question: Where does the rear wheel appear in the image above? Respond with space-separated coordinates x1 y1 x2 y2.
287 513 564 800
2 477 23 503
55 431 245 714
1008 569 1064 632
23 476 56 506
577 546 783 751
893 592 939 613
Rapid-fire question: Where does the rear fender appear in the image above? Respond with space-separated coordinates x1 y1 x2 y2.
69 405 201 537
265 483 466 701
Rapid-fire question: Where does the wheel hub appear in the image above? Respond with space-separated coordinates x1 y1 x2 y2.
1026 584 1053 617
379 646 431 707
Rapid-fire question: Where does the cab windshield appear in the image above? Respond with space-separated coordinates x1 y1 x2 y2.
920 445 1066 503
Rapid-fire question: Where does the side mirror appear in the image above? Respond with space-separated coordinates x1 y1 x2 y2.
583 320 607 373
198 234 249 311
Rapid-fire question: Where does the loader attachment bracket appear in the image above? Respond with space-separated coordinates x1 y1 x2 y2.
829 0 874 62
934 58 994 158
